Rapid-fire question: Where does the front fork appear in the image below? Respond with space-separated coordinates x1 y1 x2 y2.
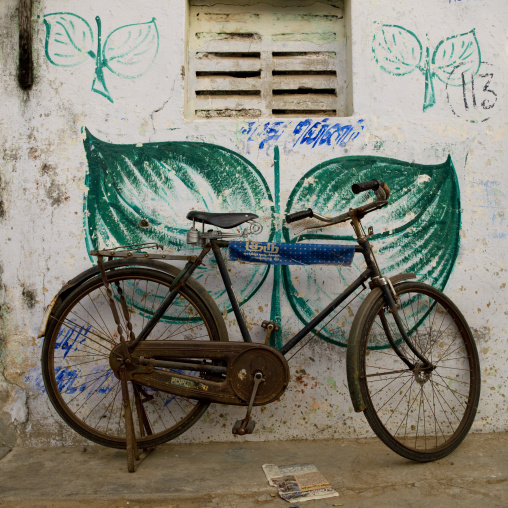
378 284 433 370
351 212 432 371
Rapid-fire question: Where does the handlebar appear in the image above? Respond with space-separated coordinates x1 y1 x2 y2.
352 179 379 194
285 180 390 227
285 208 314 224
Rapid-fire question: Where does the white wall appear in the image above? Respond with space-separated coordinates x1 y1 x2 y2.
0 0 506 446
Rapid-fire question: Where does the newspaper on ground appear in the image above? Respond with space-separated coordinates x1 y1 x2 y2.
262 463 339 503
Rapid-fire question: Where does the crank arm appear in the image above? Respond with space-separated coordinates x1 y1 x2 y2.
232 372 265 436
246 372 265 418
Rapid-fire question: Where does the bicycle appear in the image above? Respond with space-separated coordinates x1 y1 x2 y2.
39 179 481 472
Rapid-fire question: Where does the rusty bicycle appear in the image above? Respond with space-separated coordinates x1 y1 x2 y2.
39 180 481 471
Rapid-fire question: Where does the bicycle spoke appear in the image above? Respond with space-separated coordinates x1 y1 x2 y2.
421 386 446 444
104 381 122 435
369 372 412 398
82 376 119 423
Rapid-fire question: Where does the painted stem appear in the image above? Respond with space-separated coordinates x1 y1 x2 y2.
269 146 282 349
91 16 113 102
422 48 435 112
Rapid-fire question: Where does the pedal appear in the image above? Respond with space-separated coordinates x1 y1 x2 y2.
261 320 280 345
232 418 256 435
231 371 264 436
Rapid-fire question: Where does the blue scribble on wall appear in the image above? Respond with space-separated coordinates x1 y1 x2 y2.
55 323 91 359
43 12 159 103
240 119 365 154
241 121 285 151
293 119 365 148
26 365 115 396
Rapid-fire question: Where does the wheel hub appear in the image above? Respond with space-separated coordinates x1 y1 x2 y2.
414 362 433 385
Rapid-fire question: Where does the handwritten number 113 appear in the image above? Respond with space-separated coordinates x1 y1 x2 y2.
462 72 497 111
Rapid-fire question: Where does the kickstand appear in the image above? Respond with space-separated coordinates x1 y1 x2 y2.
133 383 156 460
119 367 155 473
98 256 155 472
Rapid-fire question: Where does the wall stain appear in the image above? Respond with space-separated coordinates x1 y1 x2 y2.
0 174 5 219
21 287 37 309
44 177 66 207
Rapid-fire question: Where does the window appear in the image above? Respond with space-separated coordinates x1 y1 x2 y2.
186 0 350 119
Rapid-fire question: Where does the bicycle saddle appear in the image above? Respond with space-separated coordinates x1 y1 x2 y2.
187 211 258 229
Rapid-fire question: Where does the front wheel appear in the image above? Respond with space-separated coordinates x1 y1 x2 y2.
41 266 227 449
359 282 481 462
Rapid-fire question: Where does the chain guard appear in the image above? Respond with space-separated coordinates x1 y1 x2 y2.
111 341 290 406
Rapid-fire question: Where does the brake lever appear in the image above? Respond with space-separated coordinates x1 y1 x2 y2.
304 220 346 230
289 200 388 235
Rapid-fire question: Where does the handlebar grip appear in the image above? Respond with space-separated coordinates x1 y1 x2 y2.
285 208 314 224
352 179 380 194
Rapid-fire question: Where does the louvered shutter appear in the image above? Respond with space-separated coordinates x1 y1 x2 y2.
187 0 348 119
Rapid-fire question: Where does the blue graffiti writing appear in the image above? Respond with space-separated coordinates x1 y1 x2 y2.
25 365 115 396
241 121 285 151
293 118 365 148
55 323 91 358
240 118 365 154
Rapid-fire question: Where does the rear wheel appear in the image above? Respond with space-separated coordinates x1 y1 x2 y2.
359 282 480 462
42 267 226 449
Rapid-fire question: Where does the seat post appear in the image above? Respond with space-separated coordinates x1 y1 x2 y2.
210 239 252 343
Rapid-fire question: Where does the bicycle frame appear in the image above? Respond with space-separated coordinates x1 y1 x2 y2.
129 211 428 370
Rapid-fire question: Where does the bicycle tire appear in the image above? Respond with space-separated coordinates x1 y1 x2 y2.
358 281 480 462
42 266 227 449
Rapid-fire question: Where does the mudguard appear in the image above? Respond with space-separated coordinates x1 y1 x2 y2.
38 258 228 342
346 273 416 412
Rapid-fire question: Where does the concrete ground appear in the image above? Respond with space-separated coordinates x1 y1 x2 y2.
0 432 506 508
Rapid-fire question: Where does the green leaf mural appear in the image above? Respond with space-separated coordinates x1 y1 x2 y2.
372 25 422 76
432 30 481 86
83 129 274 313
282 155 461 347
43 13 159 103
372 24 481 111
103 19 159 79
44 13 95 67
83 130 461 348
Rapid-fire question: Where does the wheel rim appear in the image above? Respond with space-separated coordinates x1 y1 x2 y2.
362 287 479 455
45 271 218 446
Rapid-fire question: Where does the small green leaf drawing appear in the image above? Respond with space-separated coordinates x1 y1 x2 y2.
372 24 422 76
103 18 159 78
83 129 274 316
43 13 159 103
432 30 481 86
282 155 461 347
44 12 94 67
372 24 481 112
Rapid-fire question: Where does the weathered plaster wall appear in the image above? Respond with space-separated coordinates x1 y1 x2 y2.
0 0 506 446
